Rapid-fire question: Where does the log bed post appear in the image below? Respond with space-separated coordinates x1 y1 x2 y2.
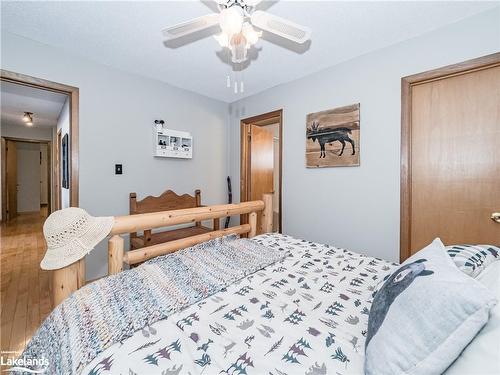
108 235 125 275
262 193 273 234
248 192 273 238
51 194 273 307
248 212 257 238
52 258 85 307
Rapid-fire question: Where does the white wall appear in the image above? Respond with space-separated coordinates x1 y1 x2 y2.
16 141 41 212
56 98 70 209
228 9 500 262
1 32 228 280
1 8 498 276
40 143 48 205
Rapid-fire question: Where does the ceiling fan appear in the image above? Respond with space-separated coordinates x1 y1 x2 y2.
161 0 312 64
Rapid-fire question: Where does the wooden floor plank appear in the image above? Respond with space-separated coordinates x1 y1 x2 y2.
0 208 52 361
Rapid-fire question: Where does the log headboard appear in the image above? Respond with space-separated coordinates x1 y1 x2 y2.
52 193 273 306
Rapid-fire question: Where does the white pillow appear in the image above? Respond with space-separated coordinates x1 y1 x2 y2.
365 238 497 375
444 261 500 375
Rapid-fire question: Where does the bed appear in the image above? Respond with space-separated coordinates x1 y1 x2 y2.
20 196 499 374
80 233 395 375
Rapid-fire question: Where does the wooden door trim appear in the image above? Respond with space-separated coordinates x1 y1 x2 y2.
1 136 50 144
3 139 18 220
240 109 283 233
46 141 52 214
0 69 79 208
400 52 500 262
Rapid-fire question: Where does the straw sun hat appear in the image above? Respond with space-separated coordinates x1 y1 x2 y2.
40 207 114 270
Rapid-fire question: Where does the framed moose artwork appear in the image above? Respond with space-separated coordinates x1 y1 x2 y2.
306 103 360 168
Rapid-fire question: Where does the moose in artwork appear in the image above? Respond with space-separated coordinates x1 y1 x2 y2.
307 121 356 158
306 103 360 168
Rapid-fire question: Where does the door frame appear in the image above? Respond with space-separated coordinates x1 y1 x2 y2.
1 138 17 220
240 109 283 233
0 69 79 217
400 52 500 262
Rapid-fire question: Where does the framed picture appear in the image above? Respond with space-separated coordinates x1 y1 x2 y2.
62 133 69 189
306 103 360 168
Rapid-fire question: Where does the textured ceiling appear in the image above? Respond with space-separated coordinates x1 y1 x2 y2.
1 1 497 103
0 81 68 128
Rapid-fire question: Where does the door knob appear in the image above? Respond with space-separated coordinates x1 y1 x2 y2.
491 212 500 223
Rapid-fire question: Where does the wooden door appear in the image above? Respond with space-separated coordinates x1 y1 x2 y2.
6 140 17 220
408 63 500 256
250 125 274 234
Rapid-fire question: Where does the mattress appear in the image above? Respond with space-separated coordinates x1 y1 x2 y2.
82 233 396 374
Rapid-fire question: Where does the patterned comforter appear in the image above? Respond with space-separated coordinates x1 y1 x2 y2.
82 233 396 375
21 235 284 374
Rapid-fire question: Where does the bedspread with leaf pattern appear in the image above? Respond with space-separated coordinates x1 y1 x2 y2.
83 233 396 375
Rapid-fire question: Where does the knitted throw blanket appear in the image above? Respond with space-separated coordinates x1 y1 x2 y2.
21 235 285 374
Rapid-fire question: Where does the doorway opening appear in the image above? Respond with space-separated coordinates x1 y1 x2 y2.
0 71 79 357
1 69 79 219
240 109 283 235
2 138 52 218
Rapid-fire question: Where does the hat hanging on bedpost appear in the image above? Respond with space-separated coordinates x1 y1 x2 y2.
41 207 114 270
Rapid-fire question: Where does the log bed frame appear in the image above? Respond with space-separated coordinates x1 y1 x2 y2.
52 193 273 306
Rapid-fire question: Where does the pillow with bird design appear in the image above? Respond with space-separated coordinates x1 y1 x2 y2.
371 244 500 299
364 238 497 375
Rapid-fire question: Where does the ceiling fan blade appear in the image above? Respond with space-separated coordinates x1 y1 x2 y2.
162 13 220 40
244 0 263 6
250 10 311 44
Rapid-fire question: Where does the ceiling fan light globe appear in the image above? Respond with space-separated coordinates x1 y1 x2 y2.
231 52 247 64
214 33 230 48
230 35 248 63
219 6 243 36
230 32 246 46
242 22 260 45
26 121 33 126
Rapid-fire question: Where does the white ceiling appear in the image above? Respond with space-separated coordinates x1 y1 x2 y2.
0 81 68 128
1 1 497 103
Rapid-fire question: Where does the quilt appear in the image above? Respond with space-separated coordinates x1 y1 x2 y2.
20 235 285 374
82 233 396 375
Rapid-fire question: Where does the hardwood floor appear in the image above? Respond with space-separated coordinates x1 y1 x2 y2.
0 208 52 361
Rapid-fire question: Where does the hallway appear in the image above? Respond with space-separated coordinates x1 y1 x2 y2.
0 208 52 358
